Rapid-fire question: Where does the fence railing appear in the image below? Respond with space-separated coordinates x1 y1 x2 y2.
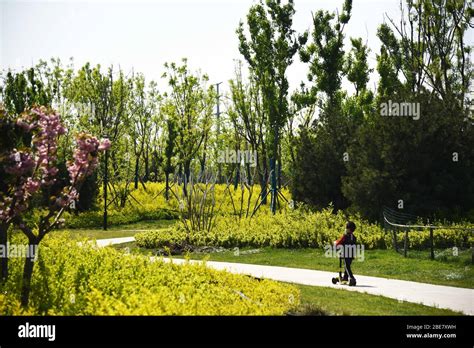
382 209 473 263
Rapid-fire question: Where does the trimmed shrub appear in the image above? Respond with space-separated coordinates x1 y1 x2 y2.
0 234 299 315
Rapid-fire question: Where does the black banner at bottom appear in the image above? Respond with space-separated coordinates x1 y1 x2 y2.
0 316 471 346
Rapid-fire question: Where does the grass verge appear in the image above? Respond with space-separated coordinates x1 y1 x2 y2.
51 220 176 240
116 243 473 288
292 284 462 315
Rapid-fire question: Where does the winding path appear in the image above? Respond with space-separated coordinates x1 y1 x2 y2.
96 237 474 315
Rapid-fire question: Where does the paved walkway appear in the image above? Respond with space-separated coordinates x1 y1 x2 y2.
96 237 474 315
95 237 135 247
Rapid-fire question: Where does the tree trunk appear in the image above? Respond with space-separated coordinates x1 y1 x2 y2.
259 153 268 205
277 146 282 189
270 157 277 214
184 161 191 180
234 165 240 190
144 147 150 182
21 238 39 308
270 129 279 214
260 173 267 205
103 149 108 231
246 162 251 185
134 155 140 190
165 172 170 201
183 161 191 197
153 151 159 182
201 135 207 182
200 160 205 182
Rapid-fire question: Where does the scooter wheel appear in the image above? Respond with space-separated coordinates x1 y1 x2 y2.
331 277 338 284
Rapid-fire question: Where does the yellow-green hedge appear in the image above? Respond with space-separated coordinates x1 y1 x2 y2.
63 183 290 228
0 234 299 315
136 208 472 250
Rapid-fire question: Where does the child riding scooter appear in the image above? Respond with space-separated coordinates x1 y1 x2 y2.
331 221 357 286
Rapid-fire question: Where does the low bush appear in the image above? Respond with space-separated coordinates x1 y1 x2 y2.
0 234 299 315
136 207 472 250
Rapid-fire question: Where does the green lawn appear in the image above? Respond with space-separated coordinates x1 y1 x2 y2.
51 220 176 240
67 221 468 316
119 244 473 288
292 284 462 315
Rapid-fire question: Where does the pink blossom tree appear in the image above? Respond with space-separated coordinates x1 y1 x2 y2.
0 106 110 306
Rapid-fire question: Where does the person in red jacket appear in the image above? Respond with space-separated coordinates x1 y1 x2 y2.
335 221 357 285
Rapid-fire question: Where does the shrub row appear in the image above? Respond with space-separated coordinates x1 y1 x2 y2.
135 208 472 250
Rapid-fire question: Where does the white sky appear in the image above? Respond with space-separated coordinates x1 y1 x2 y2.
0 0 406 96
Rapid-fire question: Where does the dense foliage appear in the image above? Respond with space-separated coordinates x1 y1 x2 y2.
0 234 299 315
136 207 472 250
291 0 473 220
62 182 291 228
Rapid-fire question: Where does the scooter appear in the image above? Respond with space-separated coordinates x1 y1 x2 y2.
331 258 356 286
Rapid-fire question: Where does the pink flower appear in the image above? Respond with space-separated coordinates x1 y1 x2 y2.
67 133 109 185
1 106 107 224
98 138 111 151
4 151 35 176
24 178 40 195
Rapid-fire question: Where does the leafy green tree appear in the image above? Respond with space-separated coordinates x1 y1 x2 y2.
298 0 351 105
162 106 177 200
65 64 131 229
129 74 160 189
237 0 303 213
228 61 268 192
345 37 372 97
342 0 474 221
162 59 215 194
291 0 353 210
1 67 52 116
